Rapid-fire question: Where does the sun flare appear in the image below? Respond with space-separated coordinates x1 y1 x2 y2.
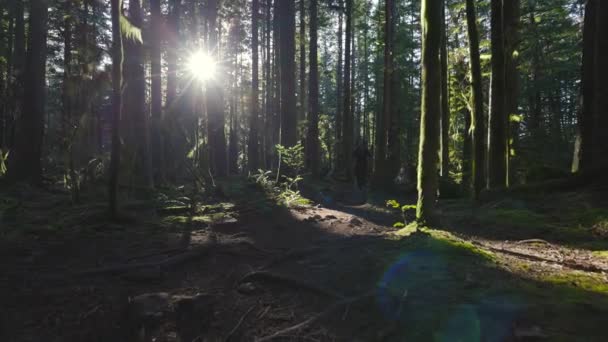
187 51 216 81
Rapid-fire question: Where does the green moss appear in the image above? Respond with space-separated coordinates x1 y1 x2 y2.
592 250 608 259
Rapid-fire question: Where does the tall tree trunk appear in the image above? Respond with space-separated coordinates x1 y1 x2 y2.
8 0 49 184
298 0 306 127
264 0 273 168
109 0 123 216
341 0 353 181
373 0 394 186
249 0 260 171
440 2 450 179
416 0 442 223
206 0 227 176
503 0 520 184
577 0 596 173
7 0 25 149
488 0 507 188
278 0 297 148
465 0 485 199
150 0 163 184
306 0 320 177
336 3 343 167
594 1 608 170
124 0 152 188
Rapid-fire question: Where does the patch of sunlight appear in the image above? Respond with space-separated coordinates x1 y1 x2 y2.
393 222 418 237
425 228 496 261
544 271 608 295
592 250 608 259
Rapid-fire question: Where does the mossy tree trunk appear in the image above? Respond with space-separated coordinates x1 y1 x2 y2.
465 0 485 199
440 1 450 180
416 0 442 223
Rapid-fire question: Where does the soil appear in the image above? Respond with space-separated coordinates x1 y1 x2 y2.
1 181 607 341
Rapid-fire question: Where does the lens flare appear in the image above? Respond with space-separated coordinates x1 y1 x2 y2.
187 51 216 81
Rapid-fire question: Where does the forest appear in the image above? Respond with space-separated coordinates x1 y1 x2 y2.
1 0 607 340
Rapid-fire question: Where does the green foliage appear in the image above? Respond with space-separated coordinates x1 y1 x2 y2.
386 199 417 227
250 169 310 208
275 144 304 175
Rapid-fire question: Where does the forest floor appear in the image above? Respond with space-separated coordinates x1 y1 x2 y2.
1 178 608 341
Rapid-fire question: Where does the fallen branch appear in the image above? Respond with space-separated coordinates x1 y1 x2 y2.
255 291 374 342
238 271 343 299
225 305 256 342
514 239 551 245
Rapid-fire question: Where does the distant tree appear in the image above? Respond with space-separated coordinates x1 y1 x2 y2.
8 0 49 183
109 0 123 216
416 0 442 223
298 0 306 126
504 0 520 184
342 0 353 181
249 0 260 172
150 0 163 184
207 0 228 176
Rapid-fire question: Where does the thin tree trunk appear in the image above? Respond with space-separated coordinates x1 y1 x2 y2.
109 0 123 216
342 0 353 181
249 0 260 171
306 0 320 177
150 0 163 184
503 0 520 185
416 0 442 223
465 0 485 199
488 0 507 188
298 0 306 126
440 2 450 179
577 0 596 173
336 3 343 168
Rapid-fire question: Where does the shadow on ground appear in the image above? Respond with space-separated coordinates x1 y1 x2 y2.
0 179 607 341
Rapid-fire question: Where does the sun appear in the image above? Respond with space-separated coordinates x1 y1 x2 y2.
187 51 216 81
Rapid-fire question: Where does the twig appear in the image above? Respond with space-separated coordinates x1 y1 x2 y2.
225 305 256 342
514 239 551 245
238 271 343 299
255 292 374 342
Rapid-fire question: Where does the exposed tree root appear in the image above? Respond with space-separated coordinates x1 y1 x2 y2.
77 240 267 276
238 271 343 299
515 239 551 245
254 291 374 342
224 305 256 342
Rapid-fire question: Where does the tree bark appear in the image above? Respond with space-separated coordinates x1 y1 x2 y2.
440 2 450 179
342 0 353 181
577 0 596 173
594 1 608 170
207 0 227 176
503 0 520 185
109 0 123 216
249 0 260 172
416 0 442 223
488 0 507 189
298 0 306 127
306 0 320 177
335 3 343 168
150 0 163 184
465 0 485 199
373 0 394 187
8 0 49 184
278 0 297 148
